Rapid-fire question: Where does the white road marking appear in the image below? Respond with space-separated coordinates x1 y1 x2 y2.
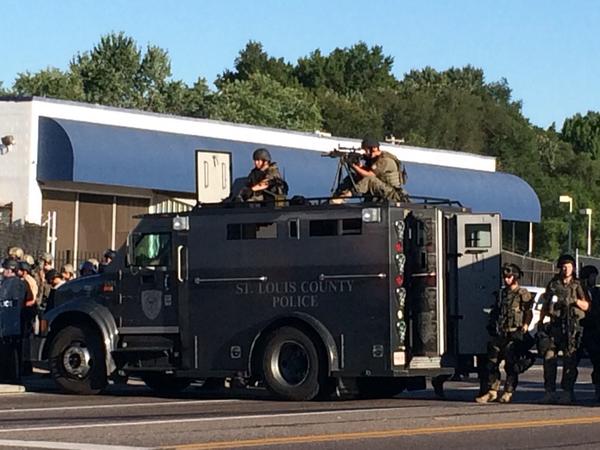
0 407 422 434
0 399 241 414
0 440 150 450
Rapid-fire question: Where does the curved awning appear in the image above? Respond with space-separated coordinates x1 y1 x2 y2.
37 117 541 222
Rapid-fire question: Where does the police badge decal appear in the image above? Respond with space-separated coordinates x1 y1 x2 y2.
141 290 163 320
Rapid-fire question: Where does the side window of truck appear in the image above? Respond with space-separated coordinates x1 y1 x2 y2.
132 233 172 267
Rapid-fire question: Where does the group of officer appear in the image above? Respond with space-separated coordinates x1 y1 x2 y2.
476 254 600 405
0 246 116 382
236 137 408 204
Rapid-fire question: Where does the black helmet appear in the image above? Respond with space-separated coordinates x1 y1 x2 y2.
361 137 380 150
502 263 522 280
579 265 599 279
557 254 576 269
18 261 31 273
104 249 117 260
45 269 62 284
252 148 271 162
2 259 18 271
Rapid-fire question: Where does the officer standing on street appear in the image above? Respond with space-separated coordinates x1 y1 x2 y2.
0 259 27 381
236 148 287 202
579 265 600 401
476 263 534 403
332 137 408 203
537 254 589 404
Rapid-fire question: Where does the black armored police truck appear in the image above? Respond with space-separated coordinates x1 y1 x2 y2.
27 199 500 400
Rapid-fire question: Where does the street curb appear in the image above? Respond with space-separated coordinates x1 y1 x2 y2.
0 384 25 394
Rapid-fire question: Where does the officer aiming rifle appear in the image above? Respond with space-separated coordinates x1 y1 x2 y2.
321 145 365 194
327 137 408 204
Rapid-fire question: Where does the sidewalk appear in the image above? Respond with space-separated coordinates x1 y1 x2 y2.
0 384 25 394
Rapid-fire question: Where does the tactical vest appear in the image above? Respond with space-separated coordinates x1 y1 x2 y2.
545 277 584 321
498 287 529 332
381 152 407 187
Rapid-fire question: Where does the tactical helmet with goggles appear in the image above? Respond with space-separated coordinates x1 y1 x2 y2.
502 263 522 280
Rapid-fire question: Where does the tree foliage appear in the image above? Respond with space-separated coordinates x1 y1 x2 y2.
561 111 600 159
210 73 322 131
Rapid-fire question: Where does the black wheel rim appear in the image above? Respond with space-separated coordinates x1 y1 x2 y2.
273 341 310 386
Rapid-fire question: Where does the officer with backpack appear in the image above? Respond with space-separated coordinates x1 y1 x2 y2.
332 137 408 203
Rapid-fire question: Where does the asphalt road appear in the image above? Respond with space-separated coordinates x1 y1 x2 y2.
0 363 599 450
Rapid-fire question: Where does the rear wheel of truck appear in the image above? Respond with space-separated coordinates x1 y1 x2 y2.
142 373 191 394
49 325 107 395
262 326 324 401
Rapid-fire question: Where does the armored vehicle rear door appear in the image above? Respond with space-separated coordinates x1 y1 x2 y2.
401 208 446 369
452 213 501 355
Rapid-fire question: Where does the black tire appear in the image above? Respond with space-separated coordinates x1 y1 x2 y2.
142 373 191 394
262 326 324 401
357 377 406 399
49 325 107 395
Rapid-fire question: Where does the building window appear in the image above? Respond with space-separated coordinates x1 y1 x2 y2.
227 223 277 240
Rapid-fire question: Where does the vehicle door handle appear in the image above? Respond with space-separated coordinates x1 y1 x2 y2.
177 245 185 282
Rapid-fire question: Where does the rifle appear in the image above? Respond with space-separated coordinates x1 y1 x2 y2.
321 146 365 167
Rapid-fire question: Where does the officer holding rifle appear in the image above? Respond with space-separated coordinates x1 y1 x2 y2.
331 137 408 203
537 254 589 404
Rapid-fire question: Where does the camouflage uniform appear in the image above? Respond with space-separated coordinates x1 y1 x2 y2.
537 276 586 395
483 287 533 394
338 151 407 202
238 163 287 202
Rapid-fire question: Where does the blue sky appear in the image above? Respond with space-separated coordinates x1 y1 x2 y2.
2 0 599 128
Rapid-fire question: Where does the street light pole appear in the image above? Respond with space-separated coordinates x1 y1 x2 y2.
580 208 593 255
560 195 573 252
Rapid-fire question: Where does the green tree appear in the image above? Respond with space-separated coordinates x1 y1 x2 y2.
295 42 396 95
209 73 321 131
561 111 600 159
216 41 295 88
12 67 84 100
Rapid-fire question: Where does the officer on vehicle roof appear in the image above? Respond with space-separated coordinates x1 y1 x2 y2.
332 137 408 203
578 265 600 401
476 263 535 404
537 254 589 404
236 148 287 202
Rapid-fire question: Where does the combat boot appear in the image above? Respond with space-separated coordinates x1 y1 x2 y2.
557 390 575 405
475 390 498 403
499 391 513 403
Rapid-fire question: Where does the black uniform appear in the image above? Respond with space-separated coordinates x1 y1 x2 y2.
582 285 600 392
0 276 26 381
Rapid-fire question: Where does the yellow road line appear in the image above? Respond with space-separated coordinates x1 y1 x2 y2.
168 415 600 449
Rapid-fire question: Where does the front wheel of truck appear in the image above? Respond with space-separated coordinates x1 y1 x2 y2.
49 325 107 395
